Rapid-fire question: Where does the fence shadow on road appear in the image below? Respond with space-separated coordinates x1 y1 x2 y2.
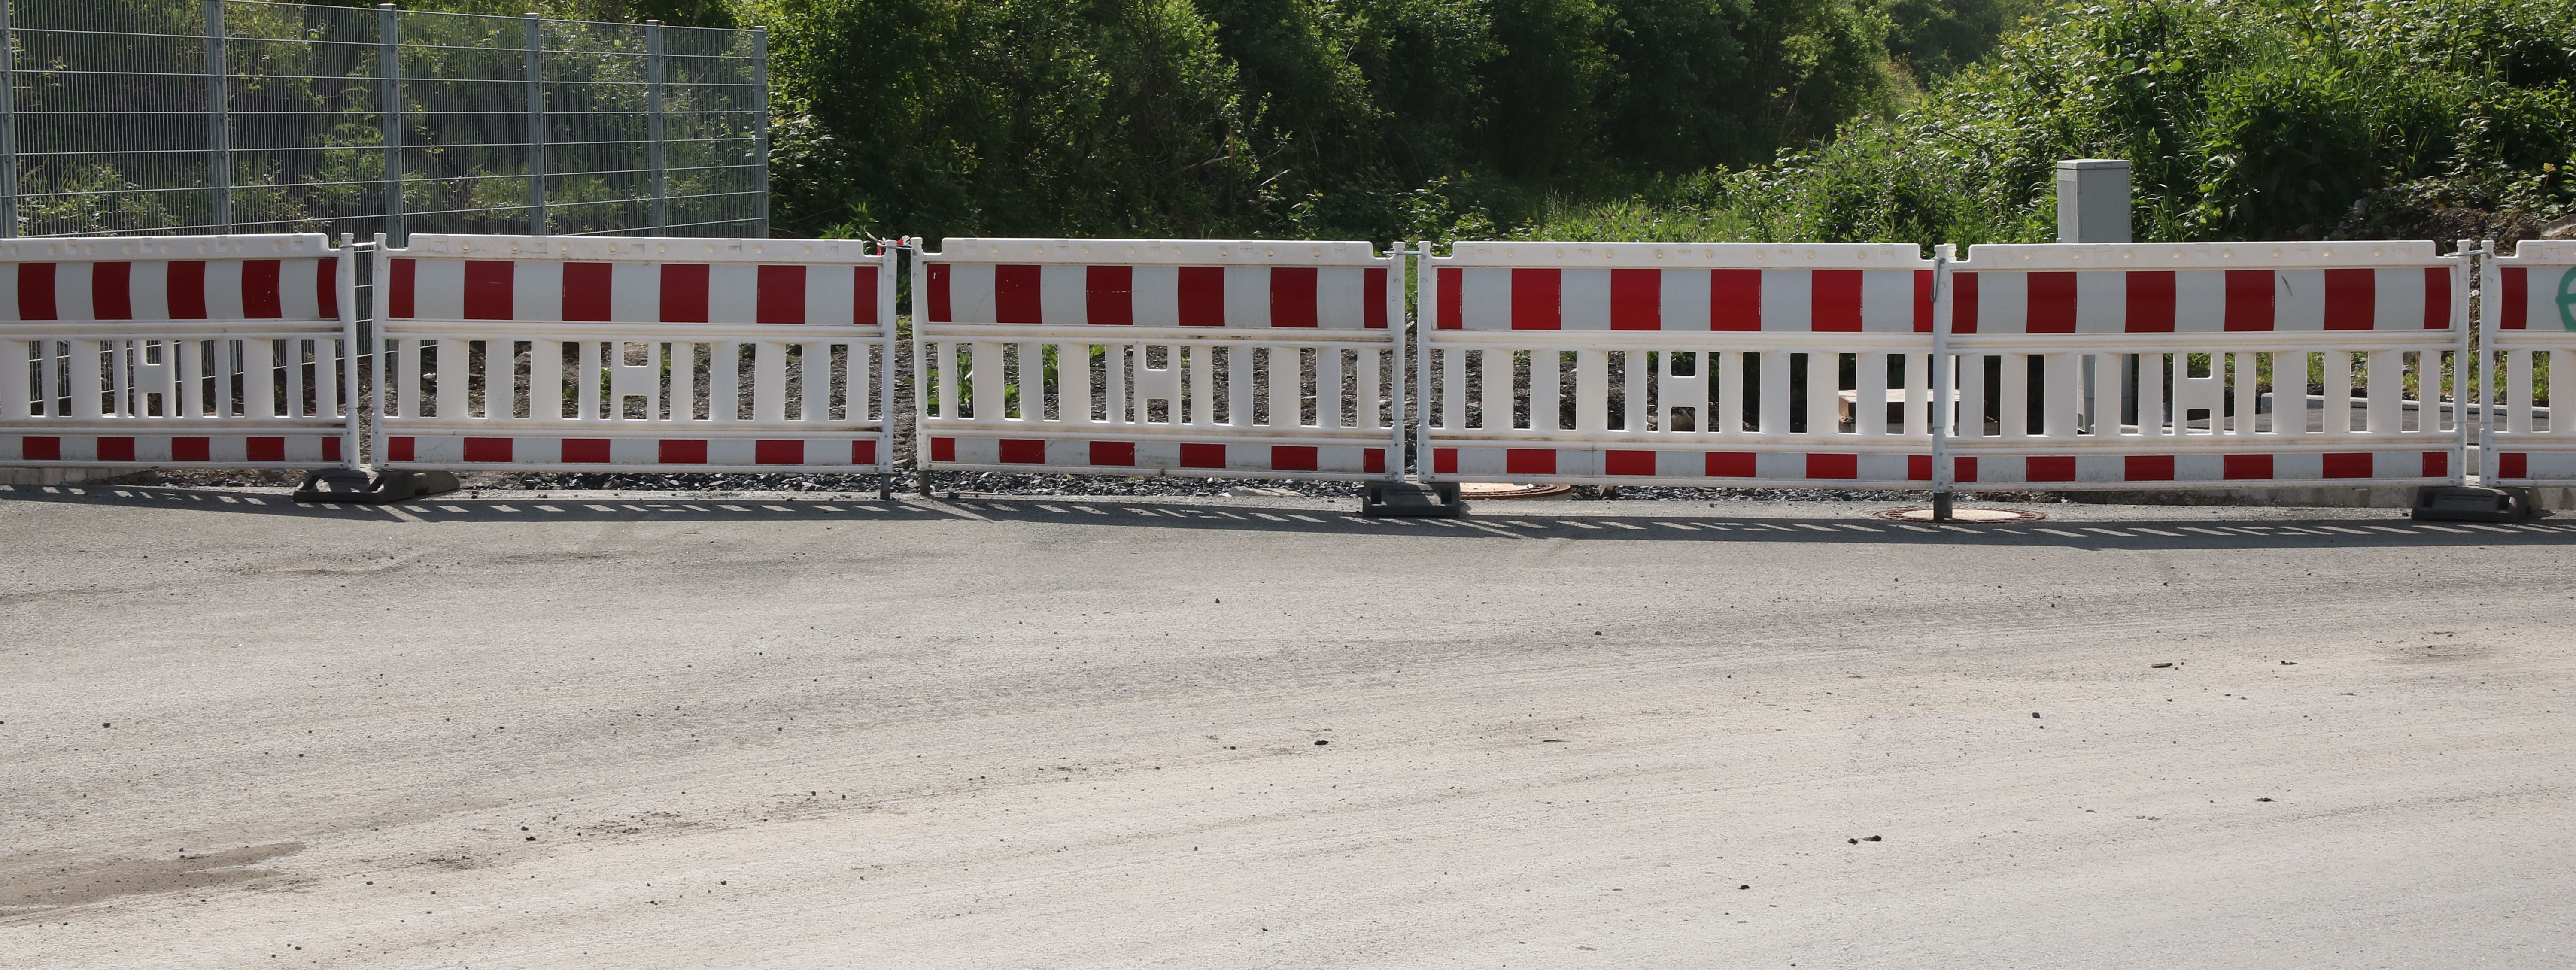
6 482 2570 551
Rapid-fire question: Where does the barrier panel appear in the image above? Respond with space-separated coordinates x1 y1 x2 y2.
373 235 896 479
2482 240 2572 485
1 235 358 468
911 238 1404 480
1941 242 2468 490
1416 241 1938 486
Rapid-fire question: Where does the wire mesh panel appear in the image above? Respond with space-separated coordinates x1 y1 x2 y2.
1942 241 2470 490
1418 240 1939 487
5 0 764 241
2482 239 2571 485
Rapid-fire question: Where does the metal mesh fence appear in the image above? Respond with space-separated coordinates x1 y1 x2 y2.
1 0 766 242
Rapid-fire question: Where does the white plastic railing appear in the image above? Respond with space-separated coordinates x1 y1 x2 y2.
0 234 358 468
1417 240 1939 485
2482 240 2572 485
372 234 896 476
910 238 1405 480
1940 241 2470 489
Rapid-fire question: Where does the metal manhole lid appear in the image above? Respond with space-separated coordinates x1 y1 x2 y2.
1874 506 2046 523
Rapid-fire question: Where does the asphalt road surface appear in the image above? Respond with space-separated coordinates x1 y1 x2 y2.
3 485 2571 969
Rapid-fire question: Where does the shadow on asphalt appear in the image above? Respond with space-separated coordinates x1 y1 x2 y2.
6 482 2570 551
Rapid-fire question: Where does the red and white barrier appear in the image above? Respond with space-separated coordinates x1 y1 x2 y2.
0 235 358 468
372 235 896 476
911 238 1404 480
1940 242 2469 489
2482 240 2573 485
1416 241 1938 485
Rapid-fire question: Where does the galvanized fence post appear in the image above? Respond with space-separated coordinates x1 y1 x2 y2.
525 12 544 234
1930 244 1956 521
204 0 230 233
378 3 402 246
0 0 18 239
647 19 666 235
752 25 768 238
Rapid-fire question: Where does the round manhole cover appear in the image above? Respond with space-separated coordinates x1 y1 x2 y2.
1457 482 1575 500
1874 506 2045 523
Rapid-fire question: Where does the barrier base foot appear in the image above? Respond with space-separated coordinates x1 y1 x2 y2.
878 474 894 501
2412 485 2526 522
1362 481 1464 518
292 468 459 504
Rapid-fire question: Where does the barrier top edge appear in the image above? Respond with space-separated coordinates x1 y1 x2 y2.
1959 240 2447 270
393 235 889 264
0 234 338 261
1431 240 1930 267
924 238 1388 267
2498 239 2576 264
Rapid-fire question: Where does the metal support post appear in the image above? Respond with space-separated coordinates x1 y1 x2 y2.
647 19 666 235
0 0 18 238
1930 243 1956 522
379 4 403 246
751 25 768 238
205 0 231 233
525 12 544 234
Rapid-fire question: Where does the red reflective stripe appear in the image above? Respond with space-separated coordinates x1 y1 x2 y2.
2026 272 2076 333
562 439 611 463
659 264 710 323
1180 443 1226 468
382 436 411 463
16 263 54 320
1806 453 1857 479
1505 448 1556 475
755 440 805 464
926 263 952 322
930 437 957 463
1271 445 1318 471
1604 449 1656 475
1907 454 1932 481
1270 267 1318 327
245 437 286 462
2423 451 2447 478
2125 271 2174 333
757 264 807 324
324 436 343 462
1610 269 1660 330
1950 271 1978 334
1086 265 1133 325
172 436 211 462
1955 456 1978 482
562 263 612 321
2322 452 2373 479
994 264 1042 324
1090 441 1136 466
2026 455 2075 481
1435 267 1461 329
2323 268 2374 330
2224 270 2274 331
170 261 210 319
1433 447 1458 474
462 261 514 320
852 439 878 465
462 437 513 463
2499 267 2525 330
1363 267 1388 329
2222 453 2272 479
1705 452 1755 477
92 263 132 320
2499 452 2527 479
1912 269 1934 333
1178 267 1225 326
97 436 136 461
1712 269 1760 330
2422 267 2449 330
1364 448 1385 473
1510 268 1560 330
21 436 60 460
241 260 283 318
999 439 1046 464
659 439 709 464
1812 270 1863 332
2125 455 2175 481
853 265 879 327
316 258 339 319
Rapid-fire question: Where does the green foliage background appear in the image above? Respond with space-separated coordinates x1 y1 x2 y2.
397 0 2576 247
